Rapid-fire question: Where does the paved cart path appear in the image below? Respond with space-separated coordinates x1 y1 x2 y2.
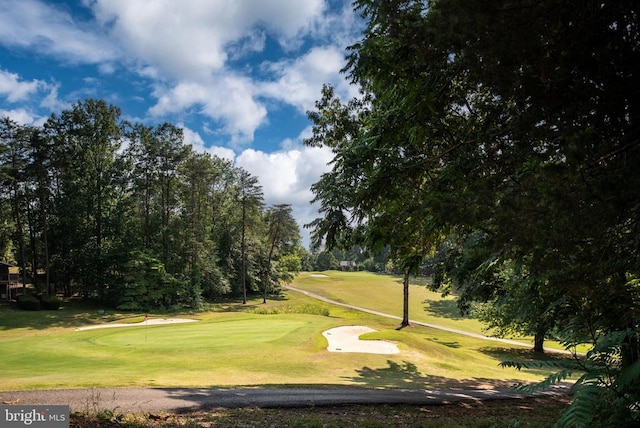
0 386 570 413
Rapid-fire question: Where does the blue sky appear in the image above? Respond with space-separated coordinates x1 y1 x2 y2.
0 0 363 247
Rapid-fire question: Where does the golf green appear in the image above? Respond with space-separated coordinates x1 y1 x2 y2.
86 318 306 350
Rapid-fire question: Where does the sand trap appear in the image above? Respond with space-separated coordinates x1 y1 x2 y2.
322 325 400 354
75 318 198 331
309 274 328 277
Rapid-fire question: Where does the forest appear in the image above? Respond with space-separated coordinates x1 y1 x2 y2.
0 99 304 310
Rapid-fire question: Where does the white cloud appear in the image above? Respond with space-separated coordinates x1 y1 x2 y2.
181 124 236 161
0 69 45 103
236 143 333 247
87 0 348 145
0 108 37 125
90 0 326 80
150 74 267 145
0 0 118 65
258 46 352 114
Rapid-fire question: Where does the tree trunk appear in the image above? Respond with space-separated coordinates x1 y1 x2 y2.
241 199 247 305
398 269 410 329
534 328 545 353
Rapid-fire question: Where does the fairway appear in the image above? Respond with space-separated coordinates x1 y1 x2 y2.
0 280 572 391
292 270 487 334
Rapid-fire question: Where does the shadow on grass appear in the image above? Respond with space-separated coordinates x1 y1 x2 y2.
342 360 525 390
426 337 461 348
478 347 579 364
392 276 433 287
0 300 123 331
423 299 468 320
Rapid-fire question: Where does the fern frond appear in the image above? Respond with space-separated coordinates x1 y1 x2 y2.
500 359 582 371
554 384 605 428
516 369 575 393
614 359 640 390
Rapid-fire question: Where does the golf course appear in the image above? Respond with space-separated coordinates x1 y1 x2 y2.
0 271 568 392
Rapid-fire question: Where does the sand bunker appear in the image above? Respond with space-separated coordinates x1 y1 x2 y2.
75 318 198 331
322 325 400 354
309 274 328 277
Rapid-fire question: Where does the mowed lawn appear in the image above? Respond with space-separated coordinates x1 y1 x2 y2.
291 271 569 351
0 278 569 391
292 271 490 333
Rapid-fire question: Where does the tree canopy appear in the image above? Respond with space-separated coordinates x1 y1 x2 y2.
305 0 640 424
0 100 303 310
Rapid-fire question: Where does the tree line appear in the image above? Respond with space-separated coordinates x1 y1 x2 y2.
0 99 302 310
305 0 640 425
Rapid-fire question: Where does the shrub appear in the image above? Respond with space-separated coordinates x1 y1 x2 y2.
254 304 330 317
38 294 62 310
16 294 41 311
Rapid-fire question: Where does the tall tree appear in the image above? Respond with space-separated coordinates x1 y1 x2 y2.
305 85 437 328
45 99 125 299
262 204 300 303
0 118 30 293
307 0 640 423
236 168 264 304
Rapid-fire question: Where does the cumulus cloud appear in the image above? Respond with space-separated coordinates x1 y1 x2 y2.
236 144 334 247
258 47 347 114
90 0 326 80
87 0 355 145
0 0 118 65
150 74 267 145
181 124 236 161
0 108 37 125
0 69 45 102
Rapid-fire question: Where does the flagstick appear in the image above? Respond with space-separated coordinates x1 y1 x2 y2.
145 314 148 343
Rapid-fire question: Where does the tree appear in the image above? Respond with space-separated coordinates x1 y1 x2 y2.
236 168 264 304
305 85 438 328
308 0 640 424
262 204 300 303
45 99 126 299
0 118 30 293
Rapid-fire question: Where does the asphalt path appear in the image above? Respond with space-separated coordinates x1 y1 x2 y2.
0 386 570 413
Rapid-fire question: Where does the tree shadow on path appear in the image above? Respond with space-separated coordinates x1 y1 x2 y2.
343 360 524 390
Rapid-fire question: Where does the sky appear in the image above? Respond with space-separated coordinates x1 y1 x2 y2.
0 0 364 248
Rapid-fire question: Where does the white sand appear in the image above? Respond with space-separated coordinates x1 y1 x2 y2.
309 274 328 277
322 325 400 354
75 318 197 331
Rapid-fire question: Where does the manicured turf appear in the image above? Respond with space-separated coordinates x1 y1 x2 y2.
291 271 579 352
0 274 573 391
293 271 487 334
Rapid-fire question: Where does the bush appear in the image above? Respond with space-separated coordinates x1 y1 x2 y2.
254 304 330 317
16 294 41 311
38 294 62 310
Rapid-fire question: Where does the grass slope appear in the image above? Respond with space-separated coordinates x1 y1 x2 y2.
293 271 485 333
0 274 571 391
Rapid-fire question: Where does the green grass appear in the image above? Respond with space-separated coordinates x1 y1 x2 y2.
293 271 485 333
0 276 575 391
292 271 579 352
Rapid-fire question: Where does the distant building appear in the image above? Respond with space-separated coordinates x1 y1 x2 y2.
0 262 20 300
339 260 356 271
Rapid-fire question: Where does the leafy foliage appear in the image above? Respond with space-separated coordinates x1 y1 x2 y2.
0 100 303 309
305 0 640 424
502 330 640 426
